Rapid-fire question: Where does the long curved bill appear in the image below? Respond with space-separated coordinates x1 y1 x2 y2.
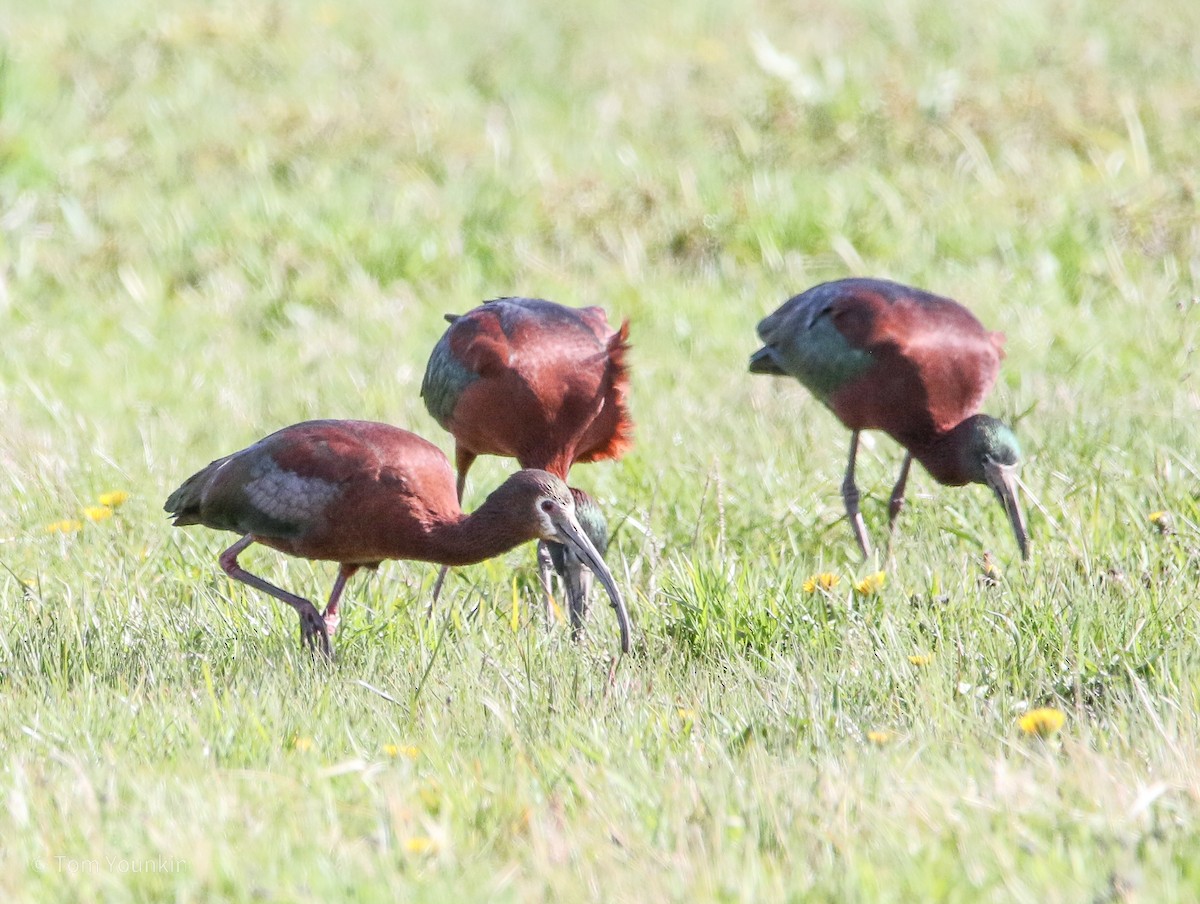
986 461 1030 561
550 510 631 653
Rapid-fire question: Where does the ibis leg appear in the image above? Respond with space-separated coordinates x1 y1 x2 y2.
322 564 359 636
453 447 476 504
565 552 594 641
885 453 913 557
536 540 557 625
428 566 450 610
429 451 478 611
841 431 873 559
219 535 331 658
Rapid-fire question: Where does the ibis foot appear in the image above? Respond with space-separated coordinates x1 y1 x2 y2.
298 607 332 659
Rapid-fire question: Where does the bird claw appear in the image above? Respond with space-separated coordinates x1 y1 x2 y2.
299 607 333 659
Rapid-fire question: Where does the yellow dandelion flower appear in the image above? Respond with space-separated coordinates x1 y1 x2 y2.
1018 707 1065 738
404 836 436 855
867 730 893 745
854 571 886 595
803 572 840 593
291 736 314 752
1148 511 1174 535
672 705 700 725
83 505 114 522
907 654 932 667
383 744 420 759
979 552 1000 587
98 491 130 508
44 519 84 534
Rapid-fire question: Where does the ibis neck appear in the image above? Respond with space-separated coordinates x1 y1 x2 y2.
425 495 540 566
904 424 977 487
520 449 573 481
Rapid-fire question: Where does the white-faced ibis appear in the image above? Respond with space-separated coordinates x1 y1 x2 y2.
420 297 632 638
750 278 1029 560
165 419 631 656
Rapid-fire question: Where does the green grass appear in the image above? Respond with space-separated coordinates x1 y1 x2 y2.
2 0 1200 899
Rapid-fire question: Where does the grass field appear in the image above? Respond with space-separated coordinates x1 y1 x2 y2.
2 0 1200 899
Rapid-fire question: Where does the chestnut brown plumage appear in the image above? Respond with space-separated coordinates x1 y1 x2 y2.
750 278 1029 560
421 297 632 639
165 419 630 656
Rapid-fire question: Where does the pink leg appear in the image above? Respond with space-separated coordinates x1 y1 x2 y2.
322 564 359 636
219 535 331 658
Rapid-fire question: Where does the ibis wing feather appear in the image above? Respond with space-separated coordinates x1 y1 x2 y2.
575 318 634 464
753 279 1004 437
422 297 633 474
165 421 461 554
164 454 235 526
834 289 1003 434
753 286 873 404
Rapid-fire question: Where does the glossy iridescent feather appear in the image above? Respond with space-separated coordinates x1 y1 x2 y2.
751 278 1028 559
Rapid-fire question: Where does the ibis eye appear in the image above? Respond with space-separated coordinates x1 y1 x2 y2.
540 500 554 513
